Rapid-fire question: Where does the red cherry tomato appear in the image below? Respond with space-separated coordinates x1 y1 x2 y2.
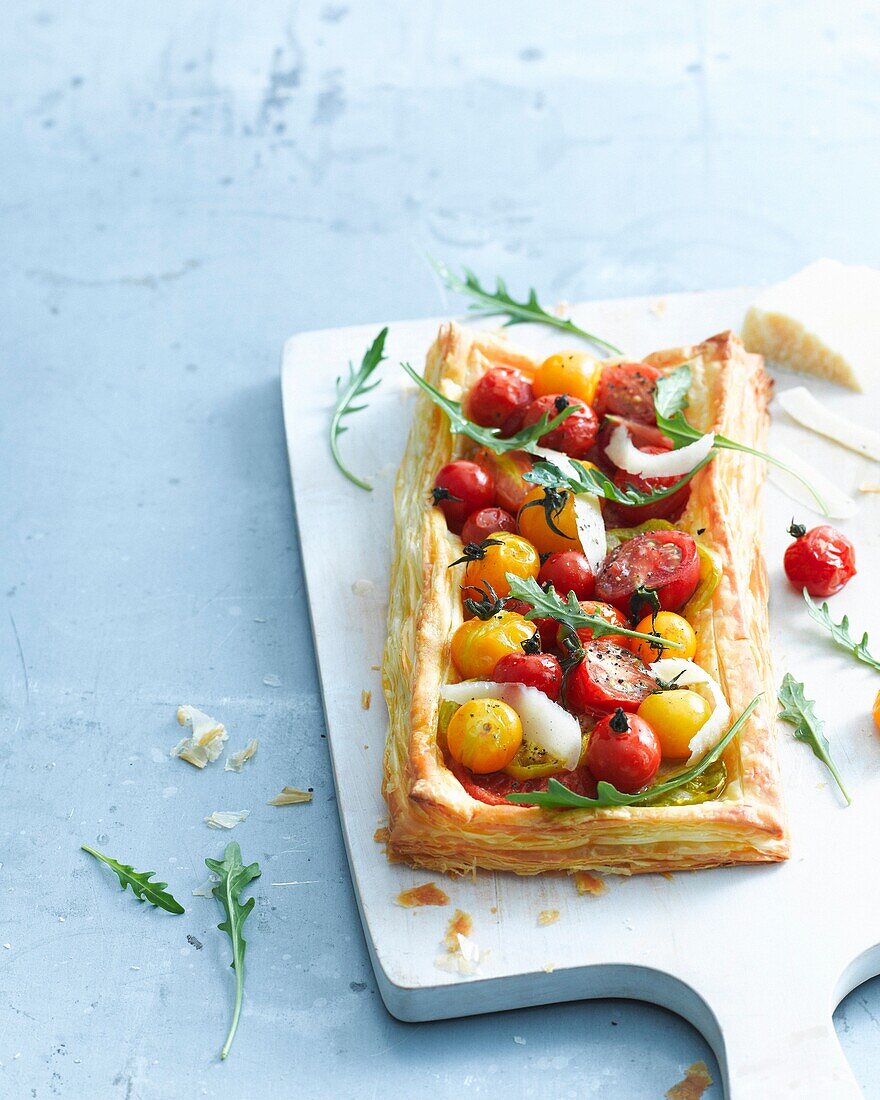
520 394 599 457
492 652 562 701
464 366 534 435
556 600 629 648
783 522 856 597
586 708 661 793
460 506 517 546
450 760 597 806
504 598 559 650
539 551 595 602
603 447 691 528
594 362 661 424
432 461 495 534
565 640 658 715
596 530 700 615
472 448 534 513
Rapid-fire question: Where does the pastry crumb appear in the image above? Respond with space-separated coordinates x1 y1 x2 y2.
370 663 381 671
665 1060 713 1100
660 871 674 881
373 826 391 844
443 909 473 949
538 909 560 927
542 962 555 973
361 689 372 710
396 882 450 908
435 910 485 976
574 871 606 896
489 905 497 914
650 299 668 317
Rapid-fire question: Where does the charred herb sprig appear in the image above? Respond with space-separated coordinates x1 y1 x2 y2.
330 328 388 490
80 845 185 914
777 674 851 805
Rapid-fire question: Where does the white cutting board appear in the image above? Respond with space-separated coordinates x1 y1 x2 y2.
281 287 880 1099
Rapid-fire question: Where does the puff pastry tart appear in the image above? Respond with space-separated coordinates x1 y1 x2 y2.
383 322 789 875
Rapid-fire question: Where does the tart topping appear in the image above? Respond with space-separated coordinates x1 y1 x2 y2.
595 530 700 615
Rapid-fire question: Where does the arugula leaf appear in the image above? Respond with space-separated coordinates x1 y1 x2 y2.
205 841 262 1059
523 457 712 507
80 845 185 915
802 590 880 672
505 574 684 651
400 361 576 455
777 673 851 804
508 695 761 808
432 258 623 357
330 328 388 491
653 364 830 515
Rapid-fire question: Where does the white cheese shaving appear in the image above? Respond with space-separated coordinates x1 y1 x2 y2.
267 786 313 806
225 739 259 772
776 386 880 461
531 445 605 574
648 659 730 765
192 876 219 898
204 810 250 829
172 706 228 768
606 422 715 477
434 932 487 976
441 681 581 771
765 441 856 519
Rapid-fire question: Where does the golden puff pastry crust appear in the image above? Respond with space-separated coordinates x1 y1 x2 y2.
382 323 789 876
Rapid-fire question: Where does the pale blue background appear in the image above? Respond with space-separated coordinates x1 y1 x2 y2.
2 2 879 1097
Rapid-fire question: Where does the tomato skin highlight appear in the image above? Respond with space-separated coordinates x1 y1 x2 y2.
594 362 661 424
446 698 524 773
565 640 658 715
462 532 540 599
520 394 599 457
464 366 534 435
517 486 580 555
450 611 536 679
783 524 856 597
472 448 534 513
492 652 562 701
433 461 495 534
586 709 661 793
538 551 596 602
596 530 700 614
460 506 517 546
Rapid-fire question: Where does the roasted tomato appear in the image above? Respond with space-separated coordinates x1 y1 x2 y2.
472 448 534 513
586 707 661 792
538 551 595 602
446 698 523 773
565 640 658 714
637 689 711 761
450 760 597 806
533 351 602 405
464 366 534 435
460 506 517 546
556 600 629 649
517 485 580 555
596 530 700 615
602 447 692 528
593 361 661 424
432 460 495 534
783 522 856 598
450 610 536 679
492 651 563 701
504 598 559 651
458 532 540 599
520 394 599 457
628 610 697 664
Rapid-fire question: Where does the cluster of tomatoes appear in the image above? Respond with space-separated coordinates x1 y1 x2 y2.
431 351 718 803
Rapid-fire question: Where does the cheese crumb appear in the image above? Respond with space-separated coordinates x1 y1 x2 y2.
361 689 372 711
204 810 250 829
225 739 259 772
172 706 228 768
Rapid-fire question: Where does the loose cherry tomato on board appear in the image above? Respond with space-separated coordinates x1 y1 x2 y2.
538 551 595 602
517 485 580 555
432 460 495 534
460 506 517 546
637 689 711 761
628 611 697 664
450 610 536 680
565 640 658 715
783 522 856 598
472 448 534 513
520 394 599 457
596 530 700 616
593 361 661 424
492 649 563 701
603 448 692 528
556 600 629 649
464 366 534 435
456 532 540 599
533 351 603 405
586 708 661 793
446 698 524 773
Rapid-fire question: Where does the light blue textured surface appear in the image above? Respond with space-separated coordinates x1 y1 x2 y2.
2 2 880 1096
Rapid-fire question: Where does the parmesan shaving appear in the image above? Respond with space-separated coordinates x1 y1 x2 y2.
267 786 313 806
224 739 258 772
172 706 228 768
530 445 609 574
192 876 219 897
204 810 250 829
776 386 880 461
606 422 714 477
648 659 730 765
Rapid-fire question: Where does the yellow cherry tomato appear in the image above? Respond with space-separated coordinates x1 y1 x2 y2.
534 351 603 405
517 486 580 555
450 611 536 679
446 698 524 773
463 531 540 598
874 690 880 732
629 611 697 664
637 689 712 760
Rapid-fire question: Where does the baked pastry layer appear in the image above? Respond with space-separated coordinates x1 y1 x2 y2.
382 323 789 875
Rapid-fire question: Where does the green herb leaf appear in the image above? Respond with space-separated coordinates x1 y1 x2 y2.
523 457 712 507
653 363 692 419
80 845 185 914
508 695 760 808
205 841 262 1059
777 673 851 804
330 328 388 491
504 573 684 651
432 258 623 357
400 361 576 455
802 590 880 672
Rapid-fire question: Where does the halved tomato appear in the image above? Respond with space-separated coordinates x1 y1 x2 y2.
595 530 700 615
593 362 661 424
449 759 598 806
472 448 534 513
565 640 658 714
